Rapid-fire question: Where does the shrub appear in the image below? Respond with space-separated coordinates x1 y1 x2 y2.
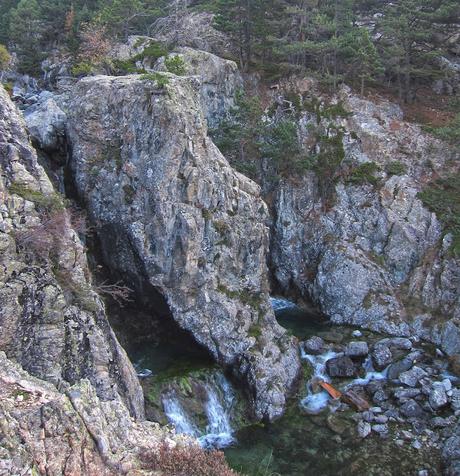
347 162 381 186
0 44 11 70
140 72 169 88
424 113 460 148
71 61 94 77
134 41 168 62
165 55 187 76
112 58 145 75
141 443 237 476
418 173 460 257
385 161 407 176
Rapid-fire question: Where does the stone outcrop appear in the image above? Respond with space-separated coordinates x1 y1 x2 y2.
0 351 188 475
270 82 460 354
65 74 300 420
154 47 243 128
0 85 144 419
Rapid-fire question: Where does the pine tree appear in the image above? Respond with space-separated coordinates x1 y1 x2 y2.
9 0 43 74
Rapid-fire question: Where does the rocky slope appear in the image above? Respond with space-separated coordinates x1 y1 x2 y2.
0 85 144 419
64 72 299 421
270 79 460 356
0 84 200 474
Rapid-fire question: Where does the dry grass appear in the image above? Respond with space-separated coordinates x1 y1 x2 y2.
141 443 238 476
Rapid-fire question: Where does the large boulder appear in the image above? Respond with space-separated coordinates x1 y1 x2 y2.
0 85 144 419
66 74 300 421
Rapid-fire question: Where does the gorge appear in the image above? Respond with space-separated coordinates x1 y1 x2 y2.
0 2 459 475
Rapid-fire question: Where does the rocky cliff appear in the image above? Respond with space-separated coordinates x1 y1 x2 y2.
270 80 460 355
0 85 145 419
65 72 300 421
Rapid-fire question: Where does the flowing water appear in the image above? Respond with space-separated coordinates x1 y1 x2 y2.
130 297 442 474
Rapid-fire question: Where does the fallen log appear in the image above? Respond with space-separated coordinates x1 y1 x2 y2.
318 381 342 400
341 389 370 411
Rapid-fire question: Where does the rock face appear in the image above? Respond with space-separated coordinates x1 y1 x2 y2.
0 351 188 475
270 82 460 354
66 74 300 420
154 47 243 129
0 85 144 419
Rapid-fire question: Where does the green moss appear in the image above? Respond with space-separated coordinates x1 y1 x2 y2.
418 173 460 257
347 162 381 186
212 220 229 235
385 161 407 176
217 284 264 312
165 55 187 76
123 184 136 204
9 183 65 212
363 292 373 310
248 324 262 339
202 208 213 220
2 81 13 95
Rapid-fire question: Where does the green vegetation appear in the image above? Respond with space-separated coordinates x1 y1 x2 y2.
424 113 460 148
140 72 169 88
347 162 381 186
0 44 11 70
217 284 264 311
8 183 65 212
418 173 460 256
112 58 145 75
71 61 94 77
165 55 187 75
385 161 408 176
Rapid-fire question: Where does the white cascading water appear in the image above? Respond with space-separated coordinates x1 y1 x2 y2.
301 350 339 413
162 373 235 449
270 296 297 312
162 396 200 437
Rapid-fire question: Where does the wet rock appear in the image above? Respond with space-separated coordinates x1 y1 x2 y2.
387 356 414 380
443 436 460 462
372 344 393 370
303 336 325 355
357 421 371 438
429 383 448 410
326 356 358 378
451 389 460 411
345 341 369 358
373 389 390 403
399 366 428 387
352 330 363 337
400 399 425 418
394 388 421 401
372 424 389 436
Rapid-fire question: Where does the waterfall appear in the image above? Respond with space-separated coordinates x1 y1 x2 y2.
162 373 235 449
300 350 339 413
163 396 200 437
270 296 297 312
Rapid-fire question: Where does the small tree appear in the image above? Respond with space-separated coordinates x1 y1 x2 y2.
0 44 11 70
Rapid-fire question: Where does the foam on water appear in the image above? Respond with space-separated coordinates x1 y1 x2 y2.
162 374 236 449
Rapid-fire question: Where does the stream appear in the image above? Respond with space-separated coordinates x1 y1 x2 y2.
131 298 443 476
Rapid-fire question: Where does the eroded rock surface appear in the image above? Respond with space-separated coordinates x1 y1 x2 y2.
0 85 144 419
66 74 300 420
0 352 188 475
270 82 460 354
